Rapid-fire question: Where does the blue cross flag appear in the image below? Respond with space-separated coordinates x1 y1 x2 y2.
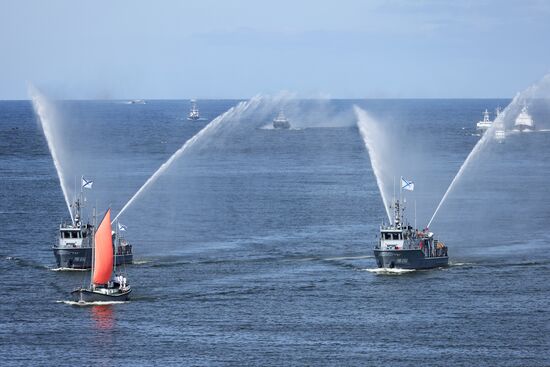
81 177 93 190
401 177 414 191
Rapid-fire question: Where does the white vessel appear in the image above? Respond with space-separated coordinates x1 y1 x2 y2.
188 99 200 120
476 109 492 131
273 110 291 129
129 99 145 105
514 103 535 131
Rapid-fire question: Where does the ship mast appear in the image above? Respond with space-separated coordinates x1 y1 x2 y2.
90 206 96 288
393 199 401 229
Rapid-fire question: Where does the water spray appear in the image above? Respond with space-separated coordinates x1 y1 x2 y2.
427 73 550 227
29 85 74 223
112 96 265 223
354 106 392 222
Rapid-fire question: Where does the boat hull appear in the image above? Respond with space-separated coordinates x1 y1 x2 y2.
71 287 131 303
374 249 448 269
53 247 133 269
515 125 535 132
273 121 290 129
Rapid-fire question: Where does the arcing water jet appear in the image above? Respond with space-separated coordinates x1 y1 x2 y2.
29 86 74 222
354 106 392 222
113 95 275 223
427 73 550 227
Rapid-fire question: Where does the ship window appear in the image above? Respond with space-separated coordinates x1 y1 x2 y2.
62 232 69 238
392 233 401 240
383 233 392 240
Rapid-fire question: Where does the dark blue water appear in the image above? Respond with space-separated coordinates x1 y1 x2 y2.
1 99 549 366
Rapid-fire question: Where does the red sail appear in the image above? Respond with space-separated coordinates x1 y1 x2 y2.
92 209 113 285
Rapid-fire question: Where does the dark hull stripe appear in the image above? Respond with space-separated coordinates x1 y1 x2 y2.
71 288 131 302
53 248 133 269
374 249 449 269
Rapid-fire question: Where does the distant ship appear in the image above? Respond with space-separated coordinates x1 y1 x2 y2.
514 103 535 131
71 209 131 303
52 182 133 269
273 110 291 129
129 99 146 105
188 99 200 120
476 109 493 131
374 199 449 269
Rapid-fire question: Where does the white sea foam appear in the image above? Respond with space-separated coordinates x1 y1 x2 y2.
50 267 88 272
57 300 128 306
364 268 416 275
450 262 475 267
132 260 151 265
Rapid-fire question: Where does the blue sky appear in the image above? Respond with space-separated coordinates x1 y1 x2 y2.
1 0 549 99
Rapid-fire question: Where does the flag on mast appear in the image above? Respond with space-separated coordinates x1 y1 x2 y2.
118 222 127 232
81 177 93 190
401 177 414 191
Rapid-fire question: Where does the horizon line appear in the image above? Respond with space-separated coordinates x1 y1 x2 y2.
0 97 516 102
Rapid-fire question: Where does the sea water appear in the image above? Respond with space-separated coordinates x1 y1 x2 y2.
0 99 549 366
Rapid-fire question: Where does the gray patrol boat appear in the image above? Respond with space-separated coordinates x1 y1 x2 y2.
53 194 133 270
374 200 448 269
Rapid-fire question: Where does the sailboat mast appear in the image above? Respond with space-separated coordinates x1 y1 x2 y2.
113 219 118 273
414 200 417 230
90 206 96 288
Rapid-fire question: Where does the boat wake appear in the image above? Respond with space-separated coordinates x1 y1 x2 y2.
57 300 128 306
507 128 550 133
363 268 416 275
507 129 536 134
259 124 302 131
132 260 151 265
450 262 476 267
323 255 374 261
50 267 88 272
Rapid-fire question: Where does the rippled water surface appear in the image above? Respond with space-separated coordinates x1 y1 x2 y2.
0 99 549 366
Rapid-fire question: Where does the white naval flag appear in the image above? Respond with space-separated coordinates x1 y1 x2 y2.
401 177 414 191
